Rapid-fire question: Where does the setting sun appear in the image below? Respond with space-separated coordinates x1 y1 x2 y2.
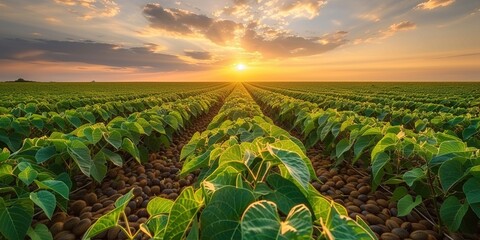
235 63 247 71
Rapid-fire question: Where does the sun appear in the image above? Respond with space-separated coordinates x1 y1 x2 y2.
235 63 247 71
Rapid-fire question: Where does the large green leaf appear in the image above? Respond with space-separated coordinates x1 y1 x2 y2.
264 174 309 215
371 152 390 188
371 133 397 159
91 152 107 182
104 130 122 149
35 146 57 163
241 201 312 240
323 205 375 240
67 139 92 176
463 178 480 218
30 190 56 219
335 138 351 158
200 186 255 240
397 194 422 217
101 148 123 167
121 138 140 162
18 166 38 186
437 140 466 156
440 196 469 232
164 187 202 240
35 180 69 199
0 198 34 240
180 132 200 160
403 168 425 187
27 224 52 240
147 198 174 216
439 159 465 192
144 215 168 239
267 145 310 190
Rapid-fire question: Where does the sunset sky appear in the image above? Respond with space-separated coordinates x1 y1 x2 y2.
0 0 479 82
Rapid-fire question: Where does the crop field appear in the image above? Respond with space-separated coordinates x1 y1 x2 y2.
1 82 480 240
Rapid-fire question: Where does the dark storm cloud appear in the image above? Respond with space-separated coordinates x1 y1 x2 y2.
184 50 212 60
143 3 242 45
0 38 197 71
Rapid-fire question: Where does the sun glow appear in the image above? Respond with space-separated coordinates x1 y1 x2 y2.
235 63 247 71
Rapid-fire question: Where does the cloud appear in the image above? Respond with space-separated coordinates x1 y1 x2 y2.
354 21 416 44
143 3 243 45
241 28 347 58
0 38 197 71
184 50 212 60
218 0 326 20
388 21 416 31
53 0 119 19
416 0 455 10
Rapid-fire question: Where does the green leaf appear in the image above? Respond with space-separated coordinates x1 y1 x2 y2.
101 148 123 167
83 127 103 144
27 224 53 240
371 152 390 188
397 194 422 217
264 174 309 215
147 198 174 216
335 138 351 158
115 188 135 208
267 145 310 190
440 196 469 232
241 201 312 240
67 139 92 176
463 178 480 218
180 132 200 160
403 168 425 187
121 138 140 162
18 166 38 186
437 140 466 156
200 186 255 240
36 180 69 199
164 115 179 130
165 187 202 240
35 146 57 163
30 190 56 220
145 215 168 239
0 148 10 162
82 207 123 239
324 205 375 240
82 189 134 239
371 133 397 159
219 145 243 165
105 130 122 149
91 152 107 182
0 198 34 240
439 159 465 192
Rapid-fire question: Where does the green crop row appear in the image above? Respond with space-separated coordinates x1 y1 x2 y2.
0 83 225 110
251 84 480 142
246 84 480 235
0 86 232 240
0 84 230 152
82 85 377 240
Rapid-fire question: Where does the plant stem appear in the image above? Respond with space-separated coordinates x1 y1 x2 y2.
426 166 442 235
122 212 133 238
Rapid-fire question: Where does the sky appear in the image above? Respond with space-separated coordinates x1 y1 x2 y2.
0 0 479 82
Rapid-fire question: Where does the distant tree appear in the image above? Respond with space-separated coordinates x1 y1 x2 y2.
14 78 34 82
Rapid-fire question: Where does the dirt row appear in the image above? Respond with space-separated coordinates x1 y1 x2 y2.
32 102 224 240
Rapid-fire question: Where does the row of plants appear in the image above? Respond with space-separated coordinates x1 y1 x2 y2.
251 84 480 146
0 83 226 111
82 85 377 240
0 84 229 152
246 84 480 235
253 82 479 109
251 84 480 141
0 86 232 240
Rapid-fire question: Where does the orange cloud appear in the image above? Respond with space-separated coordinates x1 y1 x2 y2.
54 0 119 19
416 0 455 10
